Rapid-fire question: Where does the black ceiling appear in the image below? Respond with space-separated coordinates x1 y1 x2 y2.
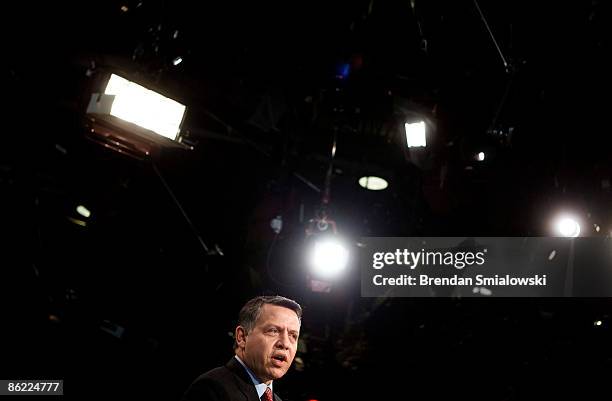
5 0 605 237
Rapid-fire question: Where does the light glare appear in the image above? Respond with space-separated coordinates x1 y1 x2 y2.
104 74 186 140
76 205 91 218
358 176 388 191
555 215 581 238
405 121 426 148
310 239 349 279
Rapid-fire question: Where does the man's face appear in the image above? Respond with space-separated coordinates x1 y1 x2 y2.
236 304 300 384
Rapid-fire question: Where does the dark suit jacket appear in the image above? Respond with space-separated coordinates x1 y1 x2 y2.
182 357 283 401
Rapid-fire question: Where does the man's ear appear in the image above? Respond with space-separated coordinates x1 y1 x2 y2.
235 326 247 348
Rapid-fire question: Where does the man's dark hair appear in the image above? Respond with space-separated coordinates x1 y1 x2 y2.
234 295 302 348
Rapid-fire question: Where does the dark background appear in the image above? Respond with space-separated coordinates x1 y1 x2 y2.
1 1 611 400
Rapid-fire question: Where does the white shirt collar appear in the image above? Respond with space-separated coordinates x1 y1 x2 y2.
234 355 273 398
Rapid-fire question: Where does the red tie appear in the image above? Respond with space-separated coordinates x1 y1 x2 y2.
262 387 273 401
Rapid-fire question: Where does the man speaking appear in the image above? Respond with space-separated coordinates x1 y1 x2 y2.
182 296 302 401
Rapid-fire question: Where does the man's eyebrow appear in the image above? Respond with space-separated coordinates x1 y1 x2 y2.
264 324 298 334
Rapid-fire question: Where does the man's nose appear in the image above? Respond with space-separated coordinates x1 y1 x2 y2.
275 330 290 349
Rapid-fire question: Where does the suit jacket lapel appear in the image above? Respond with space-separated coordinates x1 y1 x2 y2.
226 358 261 401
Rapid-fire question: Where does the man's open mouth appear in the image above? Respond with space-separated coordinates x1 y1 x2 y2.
272 355 287 363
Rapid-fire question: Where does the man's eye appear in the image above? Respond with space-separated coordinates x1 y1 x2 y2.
269 328 279 334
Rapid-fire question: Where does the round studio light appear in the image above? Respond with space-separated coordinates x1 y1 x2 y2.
358 176 388 191
554 215 581 238
310 238 349 279
76 205 91 218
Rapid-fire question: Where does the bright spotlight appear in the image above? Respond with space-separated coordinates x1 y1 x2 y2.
172 56 183 66
405 121 426 148
76 205 91 218
101 74 186 140
310 238 349 279
358 176 388 191
554 215 581 238
476 152 485 161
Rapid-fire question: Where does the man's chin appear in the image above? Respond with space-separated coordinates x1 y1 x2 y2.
266 367 288 380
